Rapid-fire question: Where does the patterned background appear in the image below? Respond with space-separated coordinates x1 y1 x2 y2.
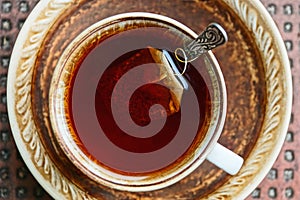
0 0 298 199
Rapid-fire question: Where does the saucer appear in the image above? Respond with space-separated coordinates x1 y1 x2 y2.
7 0 292 199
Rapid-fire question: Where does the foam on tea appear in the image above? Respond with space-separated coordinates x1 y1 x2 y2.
67 23 214 174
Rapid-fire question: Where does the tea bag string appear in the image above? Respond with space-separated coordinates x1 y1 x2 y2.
174 48 188 76
175 23 228 65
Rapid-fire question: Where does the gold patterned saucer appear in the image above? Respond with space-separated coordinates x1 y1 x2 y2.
7 0 292 199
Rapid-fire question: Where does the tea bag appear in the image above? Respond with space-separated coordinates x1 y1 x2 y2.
146 23 228 117
148 47 188 116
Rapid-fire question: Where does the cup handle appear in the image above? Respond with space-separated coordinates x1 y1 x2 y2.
206 142 244 175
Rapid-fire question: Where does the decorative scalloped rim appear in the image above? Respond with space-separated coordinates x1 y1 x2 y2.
207 0 292 199
7 0 96 199
7 0 292 199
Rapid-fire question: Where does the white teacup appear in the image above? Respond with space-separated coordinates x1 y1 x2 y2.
49 12 243 192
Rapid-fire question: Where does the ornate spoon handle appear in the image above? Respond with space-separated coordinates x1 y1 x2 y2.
179 23 228 61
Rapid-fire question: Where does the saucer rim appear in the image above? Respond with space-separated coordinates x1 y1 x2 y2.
6 0 292 199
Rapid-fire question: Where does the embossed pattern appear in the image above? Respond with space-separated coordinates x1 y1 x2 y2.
183 23 228 61
0 0 298 199
246 1 299 199
0 1 52 199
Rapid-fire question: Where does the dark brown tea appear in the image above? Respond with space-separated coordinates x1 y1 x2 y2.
67 21 212 174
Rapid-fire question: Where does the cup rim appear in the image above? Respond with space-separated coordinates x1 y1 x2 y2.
48 12 228 192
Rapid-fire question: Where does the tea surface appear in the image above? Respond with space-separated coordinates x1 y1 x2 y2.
68 25 212 174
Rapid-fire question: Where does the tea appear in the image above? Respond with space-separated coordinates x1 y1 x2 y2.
67 24 212 174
